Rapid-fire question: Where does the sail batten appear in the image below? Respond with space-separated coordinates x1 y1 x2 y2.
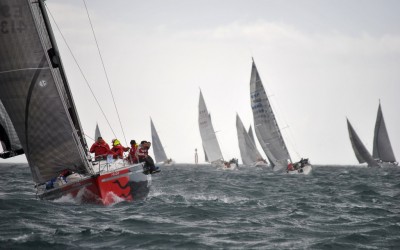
151 118 168 163
198 91 223 163
0 0 92 182
250 60 290 168
373 103 396 163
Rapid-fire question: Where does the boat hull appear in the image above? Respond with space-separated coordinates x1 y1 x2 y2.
38 163 151 205
287 164 312 175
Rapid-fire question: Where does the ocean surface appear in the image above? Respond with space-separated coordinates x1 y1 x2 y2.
0 163 399 249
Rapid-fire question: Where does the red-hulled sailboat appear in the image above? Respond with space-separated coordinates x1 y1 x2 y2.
0 0 154 205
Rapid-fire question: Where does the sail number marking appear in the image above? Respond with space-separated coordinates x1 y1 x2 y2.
0 4 26 34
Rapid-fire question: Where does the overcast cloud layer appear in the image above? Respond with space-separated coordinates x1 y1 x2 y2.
2 0 399 165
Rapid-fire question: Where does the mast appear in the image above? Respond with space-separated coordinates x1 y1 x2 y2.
38 0 90 158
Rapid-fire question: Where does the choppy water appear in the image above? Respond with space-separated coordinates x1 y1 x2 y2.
0 163 399 249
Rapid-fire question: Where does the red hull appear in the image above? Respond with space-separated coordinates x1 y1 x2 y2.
39 165 151 205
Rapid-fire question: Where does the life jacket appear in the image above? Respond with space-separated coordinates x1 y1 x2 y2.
127 144 138 163
136 146 148 162
111 144 128 159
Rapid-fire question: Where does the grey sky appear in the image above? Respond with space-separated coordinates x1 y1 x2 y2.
3 0 399 165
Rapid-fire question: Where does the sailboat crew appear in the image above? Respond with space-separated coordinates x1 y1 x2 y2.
110 139 129 159
89 137 111 160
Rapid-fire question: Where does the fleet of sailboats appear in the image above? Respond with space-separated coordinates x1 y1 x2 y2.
0 1 397 205
347 101 398 167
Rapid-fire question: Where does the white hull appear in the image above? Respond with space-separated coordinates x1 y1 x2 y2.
378 161 399 168
253 161 269 168
287 164 312 175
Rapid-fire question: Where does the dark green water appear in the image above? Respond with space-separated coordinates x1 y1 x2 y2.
0 163 399 249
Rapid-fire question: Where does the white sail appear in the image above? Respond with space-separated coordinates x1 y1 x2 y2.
373 102 396 163
250 60 291 169
236 114 264 165
248 125 256 145
347 118 380 167
198 91 223 163
150 118 168 163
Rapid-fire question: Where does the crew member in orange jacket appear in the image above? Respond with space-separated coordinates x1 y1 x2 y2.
89 137 110 160
110 139 129 159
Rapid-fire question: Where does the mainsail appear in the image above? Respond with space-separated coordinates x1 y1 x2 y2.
198 91 223 163
0 100 24 158
347 119 380 167
236 114 264 165
372 102 396 163
250 60 291 168
150 118 168 163
0 0 92 183
94 123 102 140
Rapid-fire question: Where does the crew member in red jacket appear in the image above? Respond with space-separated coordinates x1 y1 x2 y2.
89 137 110 160
126 140 139 163
110 139 129 159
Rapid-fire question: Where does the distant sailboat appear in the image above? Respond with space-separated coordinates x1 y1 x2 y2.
347 118 380 167
236 114 268 167
94 123 102 140
249 59 311 174
372 101 398 166
0 100 24 159
150 118 173 165
198 91 237 169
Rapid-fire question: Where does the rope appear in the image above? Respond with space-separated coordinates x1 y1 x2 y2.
82 0 128 146
44 3 118 139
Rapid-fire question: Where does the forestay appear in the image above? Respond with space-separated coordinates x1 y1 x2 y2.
347 119 380 167
150 118 168 163
0 0 92 183
198 91 223 163
373 102 396 163
250 60 291 168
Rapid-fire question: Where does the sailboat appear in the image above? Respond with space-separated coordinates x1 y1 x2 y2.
0 100 24 159
372 101 398 167
0 0 154 204
249 59 311 174
94 123 102 141
150 118 173 166
236 114 268 167
347 118 380 167
198 90 238 169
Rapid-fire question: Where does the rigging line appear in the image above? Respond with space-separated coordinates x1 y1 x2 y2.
44 3 118 139
82 0 128 146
